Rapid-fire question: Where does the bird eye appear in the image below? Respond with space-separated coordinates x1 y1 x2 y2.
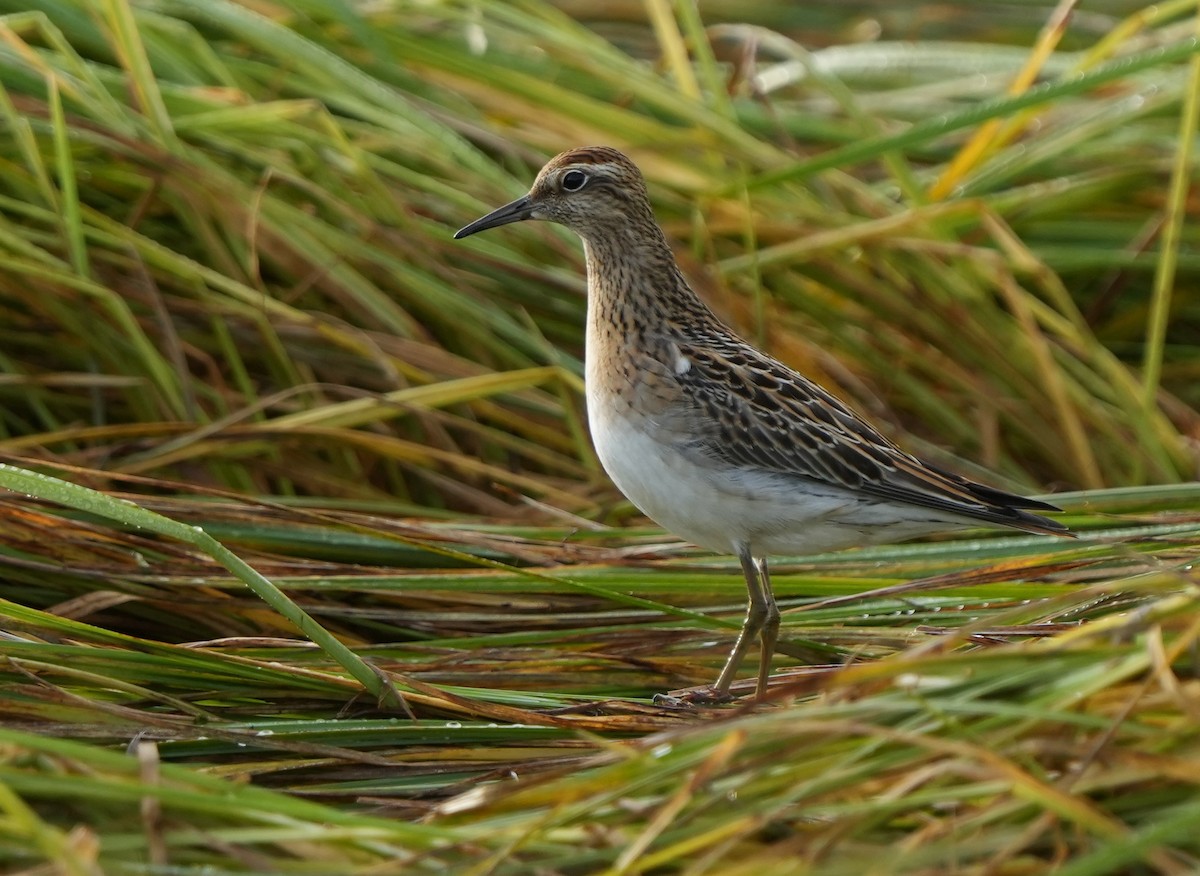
561 170 588 192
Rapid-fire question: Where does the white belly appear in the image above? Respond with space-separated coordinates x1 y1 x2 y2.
587 397 952 558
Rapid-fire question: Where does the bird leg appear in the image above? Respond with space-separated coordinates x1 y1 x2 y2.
755 558 781 697
713 546 780 699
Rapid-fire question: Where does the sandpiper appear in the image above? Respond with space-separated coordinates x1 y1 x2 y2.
456 146 1071 699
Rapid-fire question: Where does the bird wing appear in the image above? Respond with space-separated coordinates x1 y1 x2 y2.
656 329 1068 535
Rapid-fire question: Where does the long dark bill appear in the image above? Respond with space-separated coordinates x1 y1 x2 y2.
454 195 533 239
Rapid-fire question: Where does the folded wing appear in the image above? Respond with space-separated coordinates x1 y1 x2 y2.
663 331 1070 536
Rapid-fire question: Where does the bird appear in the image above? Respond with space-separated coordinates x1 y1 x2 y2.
455 146 1072 700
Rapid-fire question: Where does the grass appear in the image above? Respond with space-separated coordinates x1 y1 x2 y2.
1 470 1199 872
0 0 1198 873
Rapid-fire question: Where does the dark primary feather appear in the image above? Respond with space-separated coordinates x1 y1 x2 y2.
660 326 1071 536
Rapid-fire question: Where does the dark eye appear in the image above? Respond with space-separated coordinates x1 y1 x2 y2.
561 170 588 192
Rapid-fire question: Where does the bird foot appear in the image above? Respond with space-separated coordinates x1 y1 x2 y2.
653 686 737 708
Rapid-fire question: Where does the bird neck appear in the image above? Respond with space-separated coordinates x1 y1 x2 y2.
581 224 709 341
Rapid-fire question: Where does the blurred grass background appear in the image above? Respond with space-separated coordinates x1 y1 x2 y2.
0 0 1199 873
